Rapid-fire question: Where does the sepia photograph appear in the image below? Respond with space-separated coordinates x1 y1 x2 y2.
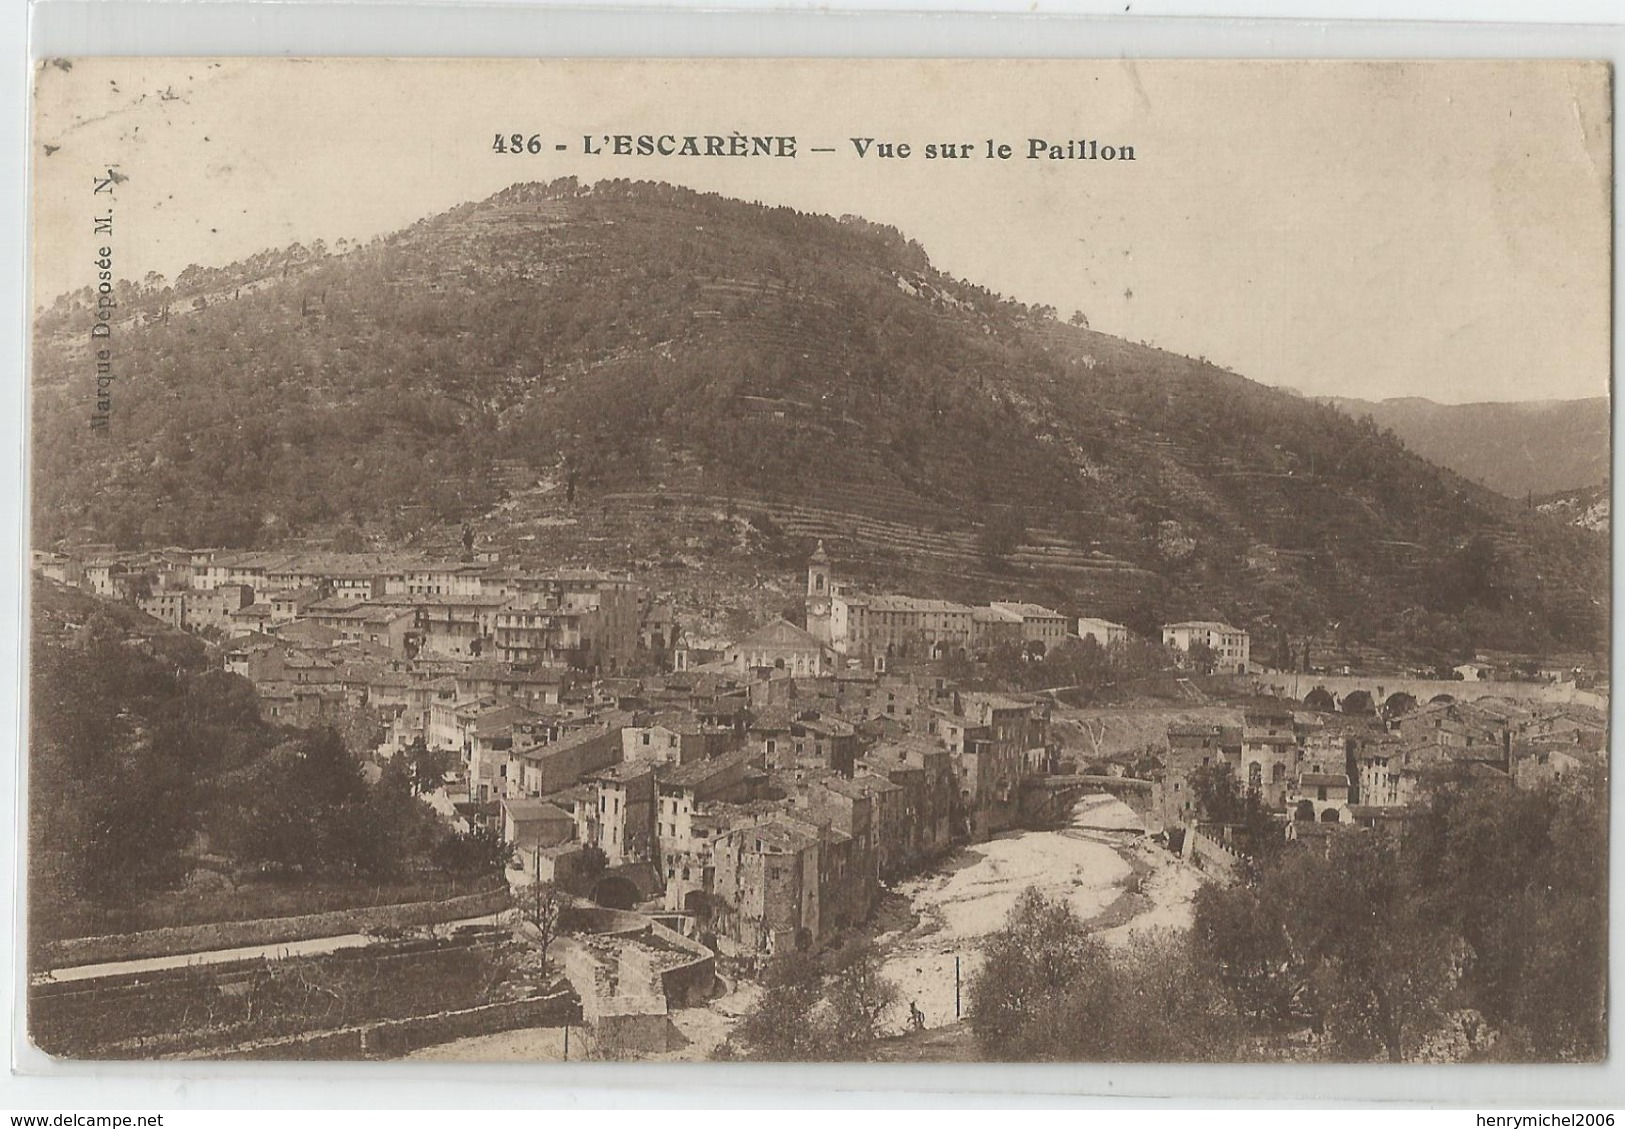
23 57 1611 1067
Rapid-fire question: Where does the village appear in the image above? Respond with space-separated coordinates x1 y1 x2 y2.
29 537 1610 1057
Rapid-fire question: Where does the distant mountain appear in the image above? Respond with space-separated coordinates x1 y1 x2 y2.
30 179 1608 657
1318 395 1609 499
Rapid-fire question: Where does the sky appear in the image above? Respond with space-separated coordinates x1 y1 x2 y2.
30 58 1612 404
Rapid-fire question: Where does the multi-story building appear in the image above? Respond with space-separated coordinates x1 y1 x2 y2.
855 595 977 658
137 591 190 630
987 602 1069 655
489 571 644 672
588 760 659 865
861 733 958 861
1162 620 1251 674
1241 706 1301 808
453 662 569 711
189 583 255 634
1287 772 1352 824
387 563 489 598
970 604 1024 654
655 748 760 910
747 708 858 777
506 722 626 800
1160 722 1243 828
711 813 828 954
934 692 1034 838
1076 617 1133 648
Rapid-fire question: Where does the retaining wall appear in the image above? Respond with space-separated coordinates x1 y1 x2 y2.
46 886 512 970
1185 827 1240 881
564 905 716 1008
208 990 581 1061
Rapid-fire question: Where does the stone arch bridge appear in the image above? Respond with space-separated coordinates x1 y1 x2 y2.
1251 672 1605 714
1019 774 1156 831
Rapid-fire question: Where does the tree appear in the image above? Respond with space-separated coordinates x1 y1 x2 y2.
1186 763 1279 859
969 888 1244 1061
977 507 1027 567
432 826 513 877
728 951 828 1061
823 939 901 1048
1185 640 1218 674
517 878 567 967
968 887 1110 1059
1191 881 1300 1023
1282 834 1466 1062
563 844 608 896
1189 762 1248 824
215 728 370 875
1410 769 1606 1060
351 759 444 880
1105 928 1247 1062
401 737 456 795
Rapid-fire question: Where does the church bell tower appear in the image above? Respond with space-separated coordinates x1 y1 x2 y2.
805 540 833 645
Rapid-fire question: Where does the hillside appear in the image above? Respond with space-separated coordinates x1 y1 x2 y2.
1319 395 1609 499
31 179 1608 658
1533 481 1610 535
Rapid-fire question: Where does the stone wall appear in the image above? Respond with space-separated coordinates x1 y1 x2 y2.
45 887 512 970
563 905 716 1007
207 990 581 1060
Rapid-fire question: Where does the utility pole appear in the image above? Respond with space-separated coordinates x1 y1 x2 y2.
955 955 962 1019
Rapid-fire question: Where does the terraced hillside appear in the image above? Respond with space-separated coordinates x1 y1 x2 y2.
31 179 1607 656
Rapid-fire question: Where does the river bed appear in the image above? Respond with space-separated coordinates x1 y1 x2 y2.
872 792 1200 1034
415 792 1202 1059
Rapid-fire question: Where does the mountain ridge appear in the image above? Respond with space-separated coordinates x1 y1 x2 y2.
30 178 1608 660
1316 394 1609 499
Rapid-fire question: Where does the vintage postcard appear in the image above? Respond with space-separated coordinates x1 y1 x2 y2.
25 58 1610 1065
